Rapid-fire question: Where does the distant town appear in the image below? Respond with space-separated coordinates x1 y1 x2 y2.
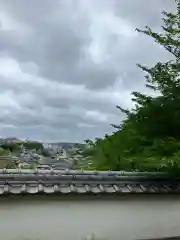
0 137 92 170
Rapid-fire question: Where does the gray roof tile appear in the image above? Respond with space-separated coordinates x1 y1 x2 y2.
90 185 102 193
0 182 178 195
0 169 179 195
118 184 130 193
75 185 87 193
128 184 144 193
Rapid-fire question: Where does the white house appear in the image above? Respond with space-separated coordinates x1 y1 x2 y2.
56 147 67 159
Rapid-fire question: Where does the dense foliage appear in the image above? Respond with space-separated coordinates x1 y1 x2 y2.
88 0 180 174
0 141 45 154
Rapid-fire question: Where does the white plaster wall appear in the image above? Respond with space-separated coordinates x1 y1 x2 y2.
0 195 180 240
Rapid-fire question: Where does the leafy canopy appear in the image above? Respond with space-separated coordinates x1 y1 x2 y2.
86 0 180 174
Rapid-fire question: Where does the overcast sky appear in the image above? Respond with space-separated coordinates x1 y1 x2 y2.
0 0 175 143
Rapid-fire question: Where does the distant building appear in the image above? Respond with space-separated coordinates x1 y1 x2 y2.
19 144 39 164
57 147 67 159
43 143 52 149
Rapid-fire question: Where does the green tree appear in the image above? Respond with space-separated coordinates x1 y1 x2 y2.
91 0 180 173
1 143 20 152
23 141 44 150
0 148 8 156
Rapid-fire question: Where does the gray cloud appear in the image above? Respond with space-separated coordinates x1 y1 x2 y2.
0 0 176 142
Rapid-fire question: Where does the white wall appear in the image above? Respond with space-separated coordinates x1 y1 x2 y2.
0 195 180 240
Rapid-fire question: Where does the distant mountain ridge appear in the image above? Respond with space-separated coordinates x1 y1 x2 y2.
48 142 85 149
0 137 85 150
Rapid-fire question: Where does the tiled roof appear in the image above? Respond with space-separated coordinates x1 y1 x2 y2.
0 169 179 195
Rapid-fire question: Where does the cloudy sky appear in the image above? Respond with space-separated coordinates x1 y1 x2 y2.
0 0 175 142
